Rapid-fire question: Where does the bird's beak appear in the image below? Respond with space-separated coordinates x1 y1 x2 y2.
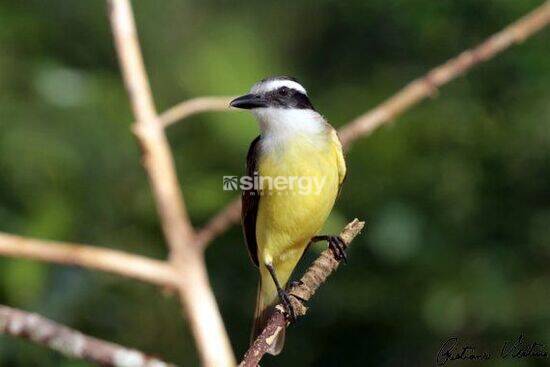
230 93 268 109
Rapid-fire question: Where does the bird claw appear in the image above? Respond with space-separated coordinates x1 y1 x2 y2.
277 288 296 322
328 236 348 264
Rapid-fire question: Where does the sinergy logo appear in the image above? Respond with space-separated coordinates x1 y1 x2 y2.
223 173 327 195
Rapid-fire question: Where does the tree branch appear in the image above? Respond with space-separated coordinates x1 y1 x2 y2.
0 305 176 367
159 96 234 128
240 219 365 367
107 1 235 366
194 198 241 249
0 232 178 288
338 0 550 146
107 0 194 263
193 1 550 248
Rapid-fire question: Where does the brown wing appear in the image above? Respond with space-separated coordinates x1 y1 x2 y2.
242 135 261 267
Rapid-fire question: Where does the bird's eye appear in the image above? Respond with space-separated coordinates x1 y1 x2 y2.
278 87 289 96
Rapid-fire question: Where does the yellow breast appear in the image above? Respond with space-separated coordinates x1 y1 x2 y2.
255 133 340 265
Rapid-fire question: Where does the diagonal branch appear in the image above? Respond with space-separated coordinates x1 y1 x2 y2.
0 305 177 367
0 232 178 288
194 198 241 249
107 1 235 366
240 219 365 367
194 1 550 249
338 0 550 146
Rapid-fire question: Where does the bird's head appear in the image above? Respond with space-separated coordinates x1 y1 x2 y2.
230 76 324 139
230 76 315 111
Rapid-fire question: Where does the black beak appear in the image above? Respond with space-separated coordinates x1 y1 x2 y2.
230 93 268 109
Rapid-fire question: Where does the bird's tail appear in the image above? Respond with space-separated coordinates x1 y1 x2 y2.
251 277 285 355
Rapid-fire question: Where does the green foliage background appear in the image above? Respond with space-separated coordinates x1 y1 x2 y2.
0 1 549 366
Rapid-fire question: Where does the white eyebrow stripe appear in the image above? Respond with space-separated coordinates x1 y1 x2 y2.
251 80 307 95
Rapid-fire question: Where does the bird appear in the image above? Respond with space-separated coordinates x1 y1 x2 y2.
230 76 347 355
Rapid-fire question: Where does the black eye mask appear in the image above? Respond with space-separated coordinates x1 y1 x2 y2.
264 87 316 110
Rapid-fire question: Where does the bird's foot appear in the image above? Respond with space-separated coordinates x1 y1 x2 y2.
328 235 348 263
277 288 296 322
312 235 348 263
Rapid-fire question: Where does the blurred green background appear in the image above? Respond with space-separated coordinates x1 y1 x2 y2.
1 1 549 366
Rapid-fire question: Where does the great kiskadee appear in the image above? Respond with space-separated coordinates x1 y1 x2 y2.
230 76 347 355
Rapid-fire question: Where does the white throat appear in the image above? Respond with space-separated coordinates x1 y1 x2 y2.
253 108 326 151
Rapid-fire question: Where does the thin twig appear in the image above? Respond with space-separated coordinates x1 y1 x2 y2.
194 199 241 249
240 219 365 367
0 232 178 288
195 1 550 248
107 1 235 366
159 96 234 128
0 305 177 367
